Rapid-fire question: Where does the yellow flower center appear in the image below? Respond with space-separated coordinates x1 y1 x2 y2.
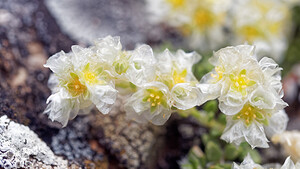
193 8 215 31
233 104 269 126
230 69 256 96
239 25 263 43
211 66 224 82
143 88 168 113
84 72 96 84
81 63 105 85
173 69 187 84
166 0 185 8
66 73 87 97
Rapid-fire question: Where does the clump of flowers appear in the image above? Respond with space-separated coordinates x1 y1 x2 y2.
229 0 293 62
146 0 298 61
44 36 288 153
146 0 231 50
44 36 203 126
125 49 202 125
198 45 288 148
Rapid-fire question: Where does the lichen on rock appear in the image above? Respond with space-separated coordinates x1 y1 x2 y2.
0 115 68 168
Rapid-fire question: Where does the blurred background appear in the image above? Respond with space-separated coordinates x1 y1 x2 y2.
0 0 300 168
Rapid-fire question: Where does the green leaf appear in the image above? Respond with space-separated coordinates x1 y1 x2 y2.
224 144 239 160
205 141 222 162
203 100 218 113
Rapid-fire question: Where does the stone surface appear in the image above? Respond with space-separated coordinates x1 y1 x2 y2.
89 97 161 169
0 115 70 168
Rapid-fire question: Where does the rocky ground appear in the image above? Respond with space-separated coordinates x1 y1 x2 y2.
0 0 204 168
1 0 300 169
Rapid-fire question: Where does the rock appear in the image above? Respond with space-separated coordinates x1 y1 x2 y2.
0 115 72 168
89 97 162 169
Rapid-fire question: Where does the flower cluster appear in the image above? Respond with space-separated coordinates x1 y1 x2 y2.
233 154 300 169
44 36 288 150
146 0 230 50
44 36 202 126
199 45 288 148
146 0 297 61
125 49 202 125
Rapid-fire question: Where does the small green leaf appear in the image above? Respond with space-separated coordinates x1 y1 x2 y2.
203 100 218 113
205 141 222 162
224 144 239 160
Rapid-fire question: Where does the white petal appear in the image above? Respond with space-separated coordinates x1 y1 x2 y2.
44 92 77 127
124 82 172 125
265 110 288 138
171 83 202 110
126 44 156 86
243 123 269 149
44 51 73 75
249 86 276 109
88 84 118 114
281 157 296 169
233 154 264 169
94 36 122 63
221 118 246 146
221 117 269 148
175 49 201 69
196 83 221 104
218 93 244 115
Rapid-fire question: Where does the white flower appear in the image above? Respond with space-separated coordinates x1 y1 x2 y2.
71 45 118 115
221 106 288 148
44 52 93 127
156 49 202 110
199 45 286 115
146 0 232 50
198 45 288 148
124 82 172 125
233 154 300 169
124 48 203 125
229 0 292 62
44 37 120 126
93 36 157 86
171 82 202 110
272 131 300 162
93 35 122 64
156 49 200 87
123 45 157 86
